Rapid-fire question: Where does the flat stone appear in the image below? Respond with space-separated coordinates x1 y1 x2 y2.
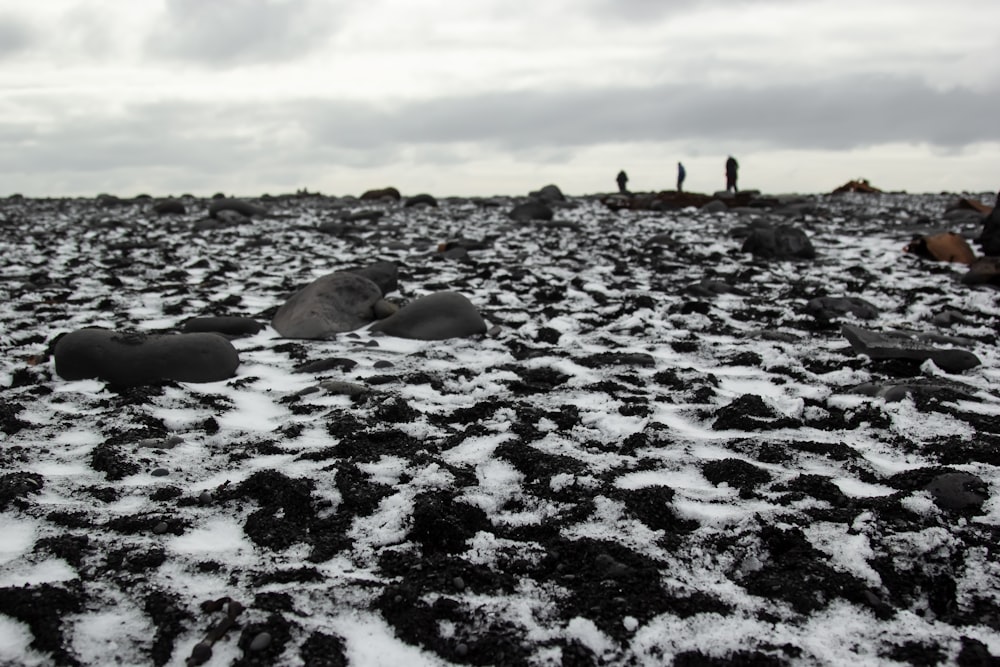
841 325 981 373
925 472 988 511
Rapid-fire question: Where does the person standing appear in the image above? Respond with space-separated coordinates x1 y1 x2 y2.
616 170 629 194
725 156 739 193
677 162 686 192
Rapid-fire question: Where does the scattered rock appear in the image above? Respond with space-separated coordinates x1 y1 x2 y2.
360 187 401 201
152 199 186 215
529 184 565 202
904 232 975 265
805 296 879 321
509 200 554 222
405 194 438 208
54 329 240 385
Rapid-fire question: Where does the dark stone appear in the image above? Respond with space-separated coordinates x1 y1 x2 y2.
271 272 384 338
54 329 240 386
741 224 816 260
405 193 438 207
528 184 565 202
0 472 44 510
842 325 981 373
975 191 1000 255
924 472 989 512
344 260 398 296
370 292 487 340
805 296 879 321
208 198 266 218
713 394 801 431
152 199 186 215
360 187 401 201
702 458 772 490
509 201 554 222
183 316 264 337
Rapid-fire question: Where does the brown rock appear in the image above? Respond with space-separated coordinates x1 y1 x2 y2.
360 187 401 201
904 232 975 265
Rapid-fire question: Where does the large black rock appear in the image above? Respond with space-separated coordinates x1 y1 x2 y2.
54 329 240 385
741 224 816 260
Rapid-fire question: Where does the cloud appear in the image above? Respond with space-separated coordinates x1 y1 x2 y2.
0 17 38 59
145 0 342 66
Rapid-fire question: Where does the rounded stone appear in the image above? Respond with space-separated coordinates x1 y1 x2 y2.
54 329 240 386
271 272 384 339
249 632 272 651
925 472 988 511
369 292 487 340
151 468 169 477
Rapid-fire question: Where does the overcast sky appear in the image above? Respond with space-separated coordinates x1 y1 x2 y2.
1 0 998 198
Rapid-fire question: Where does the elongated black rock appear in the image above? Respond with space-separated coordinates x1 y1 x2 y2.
54 329 239 385
841 325 981 373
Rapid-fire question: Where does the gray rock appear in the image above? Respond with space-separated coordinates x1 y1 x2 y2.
741 224 816 260
841 324 981 373
405 193 438 208
976 192 1000 254
509 201 554 222
54 329 240 386
344 261 398 296
271 272 384 339
700 200 728 214
370 292 487 340
529 184 565 202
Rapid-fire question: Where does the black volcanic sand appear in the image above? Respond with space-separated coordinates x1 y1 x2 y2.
0 191 998 666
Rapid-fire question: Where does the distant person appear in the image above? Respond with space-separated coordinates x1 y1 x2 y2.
677 162 686 192
616 170 629 194
725 156 739 193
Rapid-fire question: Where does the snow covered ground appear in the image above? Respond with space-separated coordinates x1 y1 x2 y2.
0 190 998 666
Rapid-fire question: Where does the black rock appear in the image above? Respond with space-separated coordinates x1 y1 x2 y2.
271 272 384 339
405 193 438 208
741 224 816 260
509 201 554 222
805 296 879 321
841 325 981 373
208 198 267 219
54 329 240 386
370 292 487 340
925 472 989 512
975 191 1000 255
183 316 264 337
152 199 186 215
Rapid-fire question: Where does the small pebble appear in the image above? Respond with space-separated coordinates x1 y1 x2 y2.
453 576 466 591
151 468 169 477
623 616 639 632
249 631 272 651
455 643 469 657
153 521 169 535
198 491 213 505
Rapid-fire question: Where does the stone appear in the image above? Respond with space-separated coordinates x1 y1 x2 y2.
360 187 401 201
904 232 975 264
961 257 1000 288
831 179 881 194
271 272 384 339
208 198 267 219
344 261 398 295
741 224 816 260
370 292 487 340
183 316 264 337
508 201 554 222
924 472 988 511
528 184 565 202
804 296 879 321
700 200 728 214
405 193 438 207
841 324 981 373
152 199 186 215
976 191 1000 255
54 329 240 386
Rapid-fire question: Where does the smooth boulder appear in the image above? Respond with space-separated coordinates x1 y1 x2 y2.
208 198 267 219
370 292 487 340
741 224 816 260
841 324 981 373
904 232 975 265
509 201 554 222
271 272 385 339
54 329 239 386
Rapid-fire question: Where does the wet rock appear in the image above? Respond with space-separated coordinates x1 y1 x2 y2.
841 324 981 373
271 272 384 338
370 292 487 340
183 316 264 337
741 224 816 260
975 191 1000 255
54 329 240 385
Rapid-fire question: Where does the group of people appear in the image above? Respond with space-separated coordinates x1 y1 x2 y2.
616 156 739 195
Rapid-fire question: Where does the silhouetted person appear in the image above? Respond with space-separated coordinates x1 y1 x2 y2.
725 156 739 193
677 162 686 192
616 170 629 194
